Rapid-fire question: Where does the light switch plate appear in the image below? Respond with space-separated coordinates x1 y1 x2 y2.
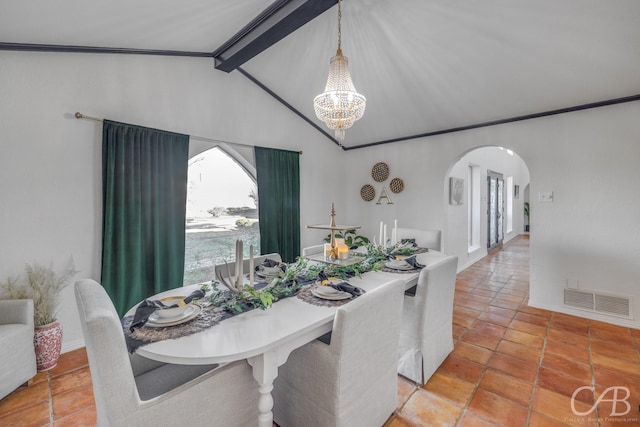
539 191 553 202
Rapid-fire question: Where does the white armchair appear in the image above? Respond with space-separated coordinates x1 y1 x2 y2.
398 255 458 384
397 227 442 251
74 279 259 426
273 279 405 427
0 299 36 400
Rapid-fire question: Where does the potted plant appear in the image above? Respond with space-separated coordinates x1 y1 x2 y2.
524 202 530 232
0 259 77 371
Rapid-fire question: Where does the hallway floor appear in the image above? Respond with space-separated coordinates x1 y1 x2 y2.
386 235 640 427
1 235 639 426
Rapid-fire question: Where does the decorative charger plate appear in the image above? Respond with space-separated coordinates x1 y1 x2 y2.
311 285 352 300
384 260 414 271
371 162 390 182
390 177 404 193
360 184 376 201
146 304 202 327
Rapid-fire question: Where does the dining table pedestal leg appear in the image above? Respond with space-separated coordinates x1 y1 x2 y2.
248 350 278 427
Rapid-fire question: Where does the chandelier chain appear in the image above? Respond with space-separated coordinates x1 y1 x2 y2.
337 0 342 51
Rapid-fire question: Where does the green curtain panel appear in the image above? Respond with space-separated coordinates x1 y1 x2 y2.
101 120 189 315
255 146 301 263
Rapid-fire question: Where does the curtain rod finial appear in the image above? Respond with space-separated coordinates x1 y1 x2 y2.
75 112 83 119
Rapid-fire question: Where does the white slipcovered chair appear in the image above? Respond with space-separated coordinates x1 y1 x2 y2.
397 227 442 251
74 279 259 427
398 255 458 384
301 244 324 256
272 279 405 427
0 299 36 400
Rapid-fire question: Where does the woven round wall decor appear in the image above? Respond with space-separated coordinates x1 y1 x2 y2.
371 162 390 182
389 177 404 193
360 184 376 201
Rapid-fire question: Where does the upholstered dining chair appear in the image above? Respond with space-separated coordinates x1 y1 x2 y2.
74 279 259 427
397 255 458 384
397 227 442 251
272 279 405 427
0 299 36 400
301 244 324 256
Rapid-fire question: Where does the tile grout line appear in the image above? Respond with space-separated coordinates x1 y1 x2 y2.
526 305 552 427
47 371 53 426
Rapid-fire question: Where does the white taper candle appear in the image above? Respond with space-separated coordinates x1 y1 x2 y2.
249 244 254 287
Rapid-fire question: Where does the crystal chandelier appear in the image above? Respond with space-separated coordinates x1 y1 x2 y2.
313 0 366 143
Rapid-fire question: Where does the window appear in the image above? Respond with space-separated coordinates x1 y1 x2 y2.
468 164 481 252
184 147 260 284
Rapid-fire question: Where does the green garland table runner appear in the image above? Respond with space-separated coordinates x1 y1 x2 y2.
122 246 428 352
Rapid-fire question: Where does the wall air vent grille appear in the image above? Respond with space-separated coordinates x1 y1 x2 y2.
595 294 630 317
563 289 594 310
563 289 633 319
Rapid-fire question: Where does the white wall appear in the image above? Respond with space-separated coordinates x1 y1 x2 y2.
0 51 344 351
2 51 639 354
344 101 640 329
446 147 530 270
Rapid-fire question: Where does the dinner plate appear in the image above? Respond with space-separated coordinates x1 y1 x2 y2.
384 260 414 270
255 267 281 279
146 304 202 327
311 286 352 300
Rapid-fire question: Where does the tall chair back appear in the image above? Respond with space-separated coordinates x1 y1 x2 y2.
397 227 442 251
75 279 259 426
273 279 405 427
398 255 458 383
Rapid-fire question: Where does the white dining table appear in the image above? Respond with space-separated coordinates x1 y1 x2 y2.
127 250 446 427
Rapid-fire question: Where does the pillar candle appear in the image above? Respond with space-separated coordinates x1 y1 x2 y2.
379 221 383 246
394 219 398 245
235 240 243 280
249 244 254 287
383 224 387 249
338 244 349 260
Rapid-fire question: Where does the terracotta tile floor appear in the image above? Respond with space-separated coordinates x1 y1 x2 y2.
387 235 640 427
2 235 639 426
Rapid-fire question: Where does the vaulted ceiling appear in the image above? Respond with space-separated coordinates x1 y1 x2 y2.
2 0 640 149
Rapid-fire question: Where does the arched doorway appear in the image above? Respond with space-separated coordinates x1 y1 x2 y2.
445 146 530 270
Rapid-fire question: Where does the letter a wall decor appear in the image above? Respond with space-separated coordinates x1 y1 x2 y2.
360 162 405 205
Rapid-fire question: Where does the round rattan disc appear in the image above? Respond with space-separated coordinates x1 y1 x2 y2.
371 162 390 182
390 177 404 193
360 184 376 201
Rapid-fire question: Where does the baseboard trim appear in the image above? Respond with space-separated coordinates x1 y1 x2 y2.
62 338 85 354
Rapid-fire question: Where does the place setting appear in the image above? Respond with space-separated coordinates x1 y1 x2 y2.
122 288 226 353
297 272 364 307
382 255 426 274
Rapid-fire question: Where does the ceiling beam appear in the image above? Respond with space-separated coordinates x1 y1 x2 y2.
237 67 342 147
0 42 211 57
342 93 640 150
213 0 336 73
